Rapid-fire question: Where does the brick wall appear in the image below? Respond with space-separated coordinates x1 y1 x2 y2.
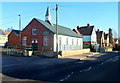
8 32 20 47
8 18 54 51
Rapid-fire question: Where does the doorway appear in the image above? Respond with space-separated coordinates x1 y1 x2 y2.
31 40 38 50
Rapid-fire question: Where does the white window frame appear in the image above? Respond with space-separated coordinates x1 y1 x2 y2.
32 27 37 35
22 36 27 46
43 36 49 46
72 39 74 45
66 38 68 45
77 39 78 45
59 37 62 50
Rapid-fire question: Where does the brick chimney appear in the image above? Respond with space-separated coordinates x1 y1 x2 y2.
77 25 80 29
97 29 99 32
87 23 90 27
73 28 81 35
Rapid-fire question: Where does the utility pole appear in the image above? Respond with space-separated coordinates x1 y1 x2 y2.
19 15 21 49
56 4 58 56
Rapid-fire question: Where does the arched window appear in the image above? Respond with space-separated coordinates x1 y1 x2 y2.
43 36 49 46
42 31 49 46
32 27 37 35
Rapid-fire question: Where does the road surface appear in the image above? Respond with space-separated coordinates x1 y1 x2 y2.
1 51 120 82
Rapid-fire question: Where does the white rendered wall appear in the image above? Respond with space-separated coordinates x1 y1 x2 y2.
82 35 91 42
91 28 97 44
54 34 83 51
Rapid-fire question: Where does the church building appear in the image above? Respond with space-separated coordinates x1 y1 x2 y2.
8 6 83 52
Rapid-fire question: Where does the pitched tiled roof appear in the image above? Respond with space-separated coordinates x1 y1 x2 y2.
96 31 103 39
35 18 82 38
10 30 21 36
13 30 21 34
4 30 10 36
104 34 109 39
114 38 118 42
0 29 5 35
76 26 94 35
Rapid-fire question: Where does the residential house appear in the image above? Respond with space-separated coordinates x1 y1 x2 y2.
0 29 9 47
114 38 119 45
104 33 109 46
8 6 83 52
73 24 97 45
113 38 120 50
8 30 21 48
4 30 10 36
108 28 113 45
96 29 106 47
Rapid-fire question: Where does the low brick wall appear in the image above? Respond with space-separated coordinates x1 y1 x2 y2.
2 48 90 58
33 51 57 57
61 48 90 57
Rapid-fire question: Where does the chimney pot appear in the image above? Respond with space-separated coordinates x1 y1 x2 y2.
77 26 80 29
97 29 99 32
87 23 90 27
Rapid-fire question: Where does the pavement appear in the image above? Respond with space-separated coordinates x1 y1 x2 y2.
62 52 104 60
2 52 106 68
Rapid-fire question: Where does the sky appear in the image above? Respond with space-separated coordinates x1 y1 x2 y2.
1 2 119 38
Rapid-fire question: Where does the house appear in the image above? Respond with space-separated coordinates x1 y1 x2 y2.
8 6 83 52
73 24 97 45
0 29 9 47
113 38 120 51
114 38 119 44
96 29 105 47
8 30 21 48
104 33 109 46
108 28 113 45
4 30 10 36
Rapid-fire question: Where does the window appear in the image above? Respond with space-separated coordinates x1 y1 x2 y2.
72 39 74 45
59 37 62 50
59 37 61 45
31 40 34 43
22 36 27 46
43 36 49 46
31 40 38 43
77 39 78 45
32 27 37 35
66 38 68 45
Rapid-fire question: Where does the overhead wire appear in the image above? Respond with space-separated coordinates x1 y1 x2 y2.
2 2 60 28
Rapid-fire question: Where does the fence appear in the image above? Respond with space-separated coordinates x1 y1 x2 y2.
83 44 90 49
59 45 82 51
6 45 53 52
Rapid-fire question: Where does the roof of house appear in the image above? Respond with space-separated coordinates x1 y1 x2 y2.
96 31 103 39
104 34 109 39
114 38 118 42
35 18 82 38
76 26 94 35
10 30 21 36
4 30 10 35
0 29 5 35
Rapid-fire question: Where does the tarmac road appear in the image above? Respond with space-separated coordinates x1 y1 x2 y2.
1 51 120 82
65 55 120 81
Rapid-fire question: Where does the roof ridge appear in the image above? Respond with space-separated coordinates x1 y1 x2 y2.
35 18 82 37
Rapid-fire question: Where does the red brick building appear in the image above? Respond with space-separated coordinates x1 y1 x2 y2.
8 6 83 52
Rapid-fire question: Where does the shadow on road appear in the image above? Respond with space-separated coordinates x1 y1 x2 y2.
2 51 120 82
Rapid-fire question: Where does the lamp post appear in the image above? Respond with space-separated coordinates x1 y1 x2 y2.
18 15 21 49
56 4 58 56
